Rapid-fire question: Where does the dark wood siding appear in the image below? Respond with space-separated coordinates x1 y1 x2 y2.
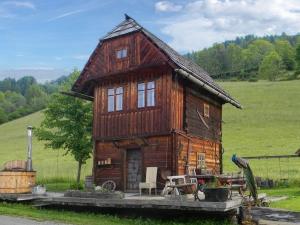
185 87 222 141
93 67 172 140
76 32 170 89
94 135 173 190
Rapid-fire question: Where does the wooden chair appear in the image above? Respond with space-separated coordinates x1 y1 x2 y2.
139 167 158 195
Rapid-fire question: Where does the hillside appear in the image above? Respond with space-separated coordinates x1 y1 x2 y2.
0 111 92 180
222 80 300 180
0 80 299 181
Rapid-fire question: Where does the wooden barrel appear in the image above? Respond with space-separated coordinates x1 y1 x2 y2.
85 175 94 191
0 171 36 194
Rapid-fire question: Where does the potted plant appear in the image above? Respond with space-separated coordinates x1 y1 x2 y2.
203 177 230 202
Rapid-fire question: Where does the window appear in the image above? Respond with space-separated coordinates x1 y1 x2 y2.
204 103 210 118
138 83 145 108
147 81 155 107
116 48 127 59
137 81 155 108
107 87 123 112
197 153 206 169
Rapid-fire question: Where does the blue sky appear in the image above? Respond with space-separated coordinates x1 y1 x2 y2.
1 0 300 82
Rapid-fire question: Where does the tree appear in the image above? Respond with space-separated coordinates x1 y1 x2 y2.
258 51 282 81
296 44 300 74
274 40 295 70
17 76 37 95
25 84 48 110
0 108 8 124
35 70 92 185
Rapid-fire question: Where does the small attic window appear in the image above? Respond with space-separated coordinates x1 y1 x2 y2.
204 103 210 118
116 48 127 59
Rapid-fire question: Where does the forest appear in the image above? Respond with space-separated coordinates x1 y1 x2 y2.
186 33 300 81
0 76 67 124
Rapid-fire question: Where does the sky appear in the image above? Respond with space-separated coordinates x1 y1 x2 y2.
1 0 300 82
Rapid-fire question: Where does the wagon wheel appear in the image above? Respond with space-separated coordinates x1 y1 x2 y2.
102 180 116 192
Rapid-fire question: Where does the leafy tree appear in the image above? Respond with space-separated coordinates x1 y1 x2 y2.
36 70 92 185
296 44 300 74
258 51 282 81
25 84 48 110
0 108 8 124
275 40 295 70
17 76 37 95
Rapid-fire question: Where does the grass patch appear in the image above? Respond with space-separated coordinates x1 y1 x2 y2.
0 202 232 225
221 80 300 180
0 111 92 180
260 187 300 212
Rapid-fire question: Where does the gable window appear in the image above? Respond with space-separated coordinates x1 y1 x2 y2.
197 153 206 169
116 48 127 59
107 87 123 112
137 81 155 108
204 103 210 118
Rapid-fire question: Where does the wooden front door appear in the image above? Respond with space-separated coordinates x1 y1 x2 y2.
126 149 142 191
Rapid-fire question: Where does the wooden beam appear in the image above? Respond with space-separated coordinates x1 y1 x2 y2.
242 155 300 160
60 91 94 101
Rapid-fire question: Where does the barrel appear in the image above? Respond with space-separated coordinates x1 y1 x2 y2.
0 171 36 194
85 175 94 191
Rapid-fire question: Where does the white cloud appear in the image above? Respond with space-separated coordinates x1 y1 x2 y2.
72 54 89 60
47 9 85 22
2 1 35 10
157 0 300 52
155 1 182 12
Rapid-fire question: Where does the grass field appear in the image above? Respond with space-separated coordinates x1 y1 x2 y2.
0 80 299 182
0 111 92 181
221 80 300 180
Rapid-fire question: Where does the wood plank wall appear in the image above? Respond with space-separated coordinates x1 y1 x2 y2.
176 133 221 175
93 67 172 139
185 88 222 141
94 135 173 190
75 31 169 89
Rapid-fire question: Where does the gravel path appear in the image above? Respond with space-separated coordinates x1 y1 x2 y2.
0 215 69 225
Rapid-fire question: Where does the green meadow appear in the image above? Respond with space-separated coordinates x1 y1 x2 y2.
0 80 299 182
222 80 300 181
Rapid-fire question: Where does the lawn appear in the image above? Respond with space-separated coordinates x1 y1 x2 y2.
261 187 300 212
221 80 300 180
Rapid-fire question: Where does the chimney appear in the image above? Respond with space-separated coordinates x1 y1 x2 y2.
27 126 33 171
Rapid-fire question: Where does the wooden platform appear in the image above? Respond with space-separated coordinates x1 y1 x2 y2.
34 193 243 213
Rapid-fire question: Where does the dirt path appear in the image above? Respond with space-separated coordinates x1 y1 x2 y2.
0 215 69 225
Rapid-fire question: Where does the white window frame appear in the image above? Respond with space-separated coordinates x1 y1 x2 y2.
137 81 155 108
107 87 123 112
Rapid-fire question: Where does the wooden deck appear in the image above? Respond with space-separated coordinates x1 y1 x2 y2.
34 193 243 213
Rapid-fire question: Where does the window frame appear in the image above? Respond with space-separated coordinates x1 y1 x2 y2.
197 153 206 169
107 86 124 112
116 47 128 60
204 103 210 118
137 80 156 109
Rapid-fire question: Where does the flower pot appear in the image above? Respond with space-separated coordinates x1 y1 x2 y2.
203 187 230 202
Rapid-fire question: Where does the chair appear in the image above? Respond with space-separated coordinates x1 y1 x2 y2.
139 167 157 195
189 167 198 184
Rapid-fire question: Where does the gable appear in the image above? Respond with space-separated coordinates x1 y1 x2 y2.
72 31 171 96
71 15 241 109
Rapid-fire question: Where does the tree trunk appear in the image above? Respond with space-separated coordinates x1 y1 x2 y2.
76 160 82 187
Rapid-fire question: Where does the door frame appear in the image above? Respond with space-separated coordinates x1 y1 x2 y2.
123 148 143 192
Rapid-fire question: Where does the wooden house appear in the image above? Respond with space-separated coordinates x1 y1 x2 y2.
71 15 241 191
